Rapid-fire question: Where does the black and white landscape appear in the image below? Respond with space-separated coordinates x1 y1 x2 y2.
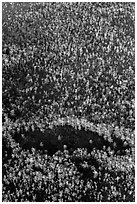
2 2 135 202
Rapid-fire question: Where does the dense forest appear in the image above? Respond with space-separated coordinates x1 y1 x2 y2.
2 2 135 202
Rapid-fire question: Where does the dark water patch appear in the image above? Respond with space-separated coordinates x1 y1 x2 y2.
11 124 131 156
